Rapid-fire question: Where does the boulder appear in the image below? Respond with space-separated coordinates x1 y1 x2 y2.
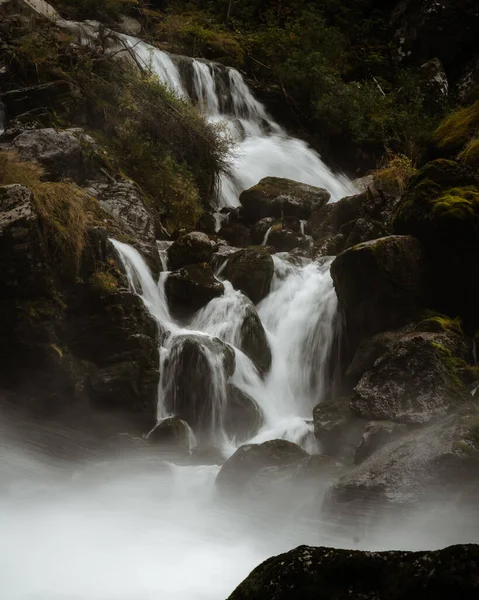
250 217 276 245
147 417 193 453
224 384 264 443
267 226 301 252
218 222 252 247
167 231 215 270
240 177 330 224
393 159 479 327
355 421 408 464
238 301 272 377
224 247 274 304
351 333 469 424
331 235 425 346
165 263 224 316
11 127 86 182
327 413 479 514
216 439 309 493
340 217 388 250
162 334 235 441
228 544 479 600
313 397 366 461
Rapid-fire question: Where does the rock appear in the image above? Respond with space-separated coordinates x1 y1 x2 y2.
340 217 388 250
393 159 479 327
355 421 408 464
224 247 274 304
92 179 155 243
228 543 479 600
331 236 425 346
11 127 86 182
308 203 335 241
327 413 479 513
216 439 309 493
162 334 235 441
196 211 217 235
351 333 469 424
224 384 264 443
313 397 366 461
0 81 73 122
345 330 404 385
218 222 251 247
267 226 301 252
167 231 215 270
250 217 276 245
240 177 330 224
420 58 449 100
116 14 142 36
312 234 345 259
165 263 224 316
238 301 272 377
147 417 193 453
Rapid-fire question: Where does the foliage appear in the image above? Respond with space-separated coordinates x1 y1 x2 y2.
50 0 139 21
459 138 479 167
434 102 479 152
0 151 96 273
373 152 417 196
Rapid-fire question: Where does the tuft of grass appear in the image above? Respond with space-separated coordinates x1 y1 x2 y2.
459 138 479 167
88 271 119 295
0 151 97 274
416 312 463 335
434 101 479 151
373 151 417 196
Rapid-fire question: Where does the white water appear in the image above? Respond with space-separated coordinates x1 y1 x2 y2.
120 35 355 208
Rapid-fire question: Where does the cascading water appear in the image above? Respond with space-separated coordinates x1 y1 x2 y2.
120 35 355 209
111 239 338 454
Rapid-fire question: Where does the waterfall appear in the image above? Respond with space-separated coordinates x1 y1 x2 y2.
111 239 338 454
120 35 355 208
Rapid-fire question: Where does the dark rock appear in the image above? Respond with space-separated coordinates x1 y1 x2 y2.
240 177 330 224
216 439 309 493
167 231 215 270
0 81 73 122
147 417 192 453
225 384 264 443
393 159 479 327
196 211 217 235
229 543 479 600
420 58 449 100
355 421 408 465
327 413 479 513
250 217 276 245
218 222 252 248
340 217 388 250
352 333 469 424
331 236 425 347
312 234 345 259
162 334 235 441
224 247 274 304
313 397 366 461
267 226 301 252
346 330 404 385
11 127 86 182
165 263 224 315
308 203 335 241
238 301 272 377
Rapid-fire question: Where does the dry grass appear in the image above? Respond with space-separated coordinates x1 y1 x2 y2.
0 151 97 273
373 151 417 196
434 101 479 151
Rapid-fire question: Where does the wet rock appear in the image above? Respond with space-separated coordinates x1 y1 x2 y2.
240 177 330 224
327 413 479 514
250 217 276 245
147 417 192 453
355 421 408 465
163 334 235 439
11 127 86 182
218 222 251 248
167 231 215 270
196 211 217 235
340 217 388 250
224 247 274 304
229 543 479 600
267 226 301 252
313 397 366 461
311 234 345 259
331 235 425 347
225 384 264 443
352 333 469 424
216 439 309 493
165 263 224 316
308 203 335 241
238 301 272 377
346 330 405 385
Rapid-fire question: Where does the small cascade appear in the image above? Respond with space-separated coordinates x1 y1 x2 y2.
262 226 273 246
119 34 356 208
111 239 338 453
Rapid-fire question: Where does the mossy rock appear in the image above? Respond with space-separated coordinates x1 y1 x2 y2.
167 231 215 270
434 101 479 153
331 235 425 346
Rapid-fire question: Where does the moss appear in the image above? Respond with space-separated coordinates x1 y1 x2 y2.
434 101 479 151
416 312 463 335
459 138 479 167
430 342 467 396
88 271 119 295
